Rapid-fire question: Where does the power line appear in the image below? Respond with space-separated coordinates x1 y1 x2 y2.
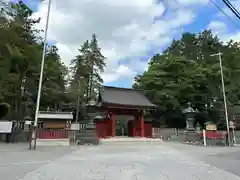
225 0 240 16
209 0 240 28
221 0 240 20
223 0 240 17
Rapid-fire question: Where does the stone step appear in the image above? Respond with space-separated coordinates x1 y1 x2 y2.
75 131 99 145
99 137 163 145
36 139 70 146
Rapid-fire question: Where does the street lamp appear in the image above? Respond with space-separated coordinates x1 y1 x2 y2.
210 52 231 146
30 0 52 150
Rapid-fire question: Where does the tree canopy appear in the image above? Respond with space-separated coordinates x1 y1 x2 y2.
0 0 70 119
69 33 106 103
133 30 240 126
0 0 106 121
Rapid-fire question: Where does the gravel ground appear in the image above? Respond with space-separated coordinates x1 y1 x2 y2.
2 142 240 180
0 143 76 180
13 143 240 180
166 142 240 177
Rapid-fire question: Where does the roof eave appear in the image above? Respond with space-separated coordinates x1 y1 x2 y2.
102 102 157 109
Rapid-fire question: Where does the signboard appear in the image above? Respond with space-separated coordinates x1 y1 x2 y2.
43 122 65 129
70 123 80 131
25 121 32 125
0 121 13 133
206 124 217 131
229 121 235 128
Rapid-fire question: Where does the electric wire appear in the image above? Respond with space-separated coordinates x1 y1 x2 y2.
222 0 240 19
209 0 240 28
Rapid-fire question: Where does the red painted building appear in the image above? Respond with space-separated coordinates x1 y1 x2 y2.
95 86 156 138
36 111 73 139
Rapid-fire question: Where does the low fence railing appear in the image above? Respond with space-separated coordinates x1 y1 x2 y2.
152 128 176 139
152 128 228 145
37 129 69 139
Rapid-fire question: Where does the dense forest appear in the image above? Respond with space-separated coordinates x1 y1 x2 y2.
133 30 240 127
0 1 105 120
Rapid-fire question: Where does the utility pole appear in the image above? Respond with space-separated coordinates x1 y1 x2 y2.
210 52 231 146
30 0 52 150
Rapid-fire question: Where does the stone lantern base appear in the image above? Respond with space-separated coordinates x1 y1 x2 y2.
183 112 200 143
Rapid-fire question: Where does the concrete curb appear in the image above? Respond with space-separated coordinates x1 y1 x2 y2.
36 139 70 147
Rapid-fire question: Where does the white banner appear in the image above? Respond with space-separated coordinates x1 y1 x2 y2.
70 123 80 131
0 121 13 133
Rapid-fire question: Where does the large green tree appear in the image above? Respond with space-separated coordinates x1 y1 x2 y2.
133 30 240 125
0 1 68 120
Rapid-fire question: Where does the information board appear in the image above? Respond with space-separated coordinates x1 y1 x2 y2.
0 121 13 133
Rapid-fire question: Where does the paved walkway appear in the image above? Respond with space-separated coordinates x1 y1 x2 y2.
166 142 240 177
19 144 240 180
0 144 75 180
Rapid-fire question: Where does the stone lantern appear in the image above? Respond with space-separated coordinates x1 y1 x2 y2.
182 102 200 143
85 99 103 130
182 102 197 131
75 99 101 145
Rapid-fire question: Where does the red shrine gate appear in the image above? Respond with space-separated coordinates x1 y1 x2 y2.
95 86 156 138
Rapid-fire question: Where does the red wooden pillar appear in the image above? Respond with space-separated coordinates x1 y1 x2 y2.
106 117 112 137
111 112 116 137
139 113 144 137
133 118 136 137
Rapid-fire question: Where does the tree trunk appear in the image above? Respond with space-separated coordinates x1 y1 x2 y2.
87 62 94 101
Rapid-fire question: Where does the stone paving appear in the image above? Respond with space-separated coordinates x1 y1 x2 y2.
166 142 240 177
0 144 75 180
17 144 240 180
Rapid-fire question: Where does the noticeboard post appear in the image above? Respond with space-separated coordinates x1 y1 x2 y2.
205 122 217 131
228 121 236 146
0 121 13 133
229 121 235 129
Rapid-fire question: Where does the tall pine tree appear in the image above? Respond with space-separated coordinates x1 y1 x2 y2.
88 33 106 100
70 33 106 103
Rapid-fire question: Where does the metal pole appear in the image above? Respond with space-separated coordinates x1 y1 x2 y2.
203 129 207 146
30 0 52 150
210 52 231 146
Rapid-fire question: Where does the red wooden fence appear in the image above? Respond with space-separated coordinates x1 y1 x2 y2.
200 131 227 139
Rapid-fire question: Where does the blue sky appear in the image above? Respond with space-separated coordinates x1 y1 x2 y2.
17 0 240 88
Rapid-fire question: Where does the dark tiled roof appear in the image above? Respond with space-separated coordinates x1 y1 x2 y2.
101 86 156 108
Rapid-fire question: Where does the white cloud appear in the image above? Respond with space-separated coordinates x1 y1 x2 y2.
174 0 209 6
207 0 240 44
222 31 240 42
206 19 240 43
228 32 240 41
207 20 227 35
102 65 135 83
32 0 208 84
